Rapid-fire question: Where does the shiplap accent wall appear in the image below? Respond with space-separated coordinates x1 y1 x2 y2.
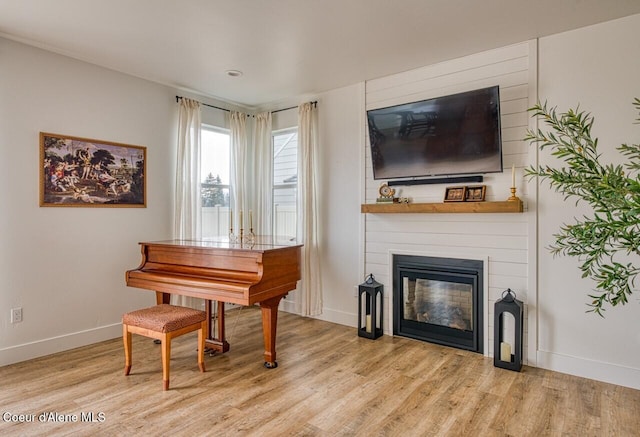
363 41 537 362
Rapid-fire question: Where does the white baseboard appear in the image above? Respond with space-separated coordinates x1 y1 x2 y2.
279 298 297 314
310 307 357 328
537 350 640 390
0 323 122 367
280 300 357 328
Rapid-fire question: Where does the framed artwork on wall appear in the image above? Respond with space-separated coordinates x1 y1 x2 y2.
40 132 146 207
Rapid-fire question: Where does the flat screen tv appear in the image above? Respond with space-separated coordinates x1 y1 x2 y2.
367 86 502 180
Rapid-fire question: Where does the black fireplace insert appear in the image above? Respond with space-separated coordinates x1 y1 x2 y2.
393 255 483 353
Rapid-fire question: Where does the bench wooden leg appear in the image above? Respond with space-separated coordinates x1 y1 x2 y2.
161 333 170 391
123 324 132 376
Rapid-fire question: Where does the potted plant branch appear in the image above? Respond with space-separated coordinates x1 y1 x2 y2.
524 98 640 316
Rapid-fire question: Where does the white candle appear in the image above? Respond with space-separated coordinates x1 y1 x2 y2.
500 341 512 362
511 164 515 188
365 315 372 333
249 210 253 229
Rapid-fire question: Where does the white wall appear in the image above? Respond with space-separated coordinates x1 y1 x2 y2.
277 84 365 325
0 38 176 364
315 84 365 325
536 14 640 389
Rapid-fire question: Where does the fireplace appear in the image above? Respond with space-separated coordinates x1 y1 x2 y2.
393 255 483 353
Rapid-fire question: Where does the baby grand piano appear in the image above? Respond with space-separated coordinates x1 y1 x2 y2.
125 237 302 368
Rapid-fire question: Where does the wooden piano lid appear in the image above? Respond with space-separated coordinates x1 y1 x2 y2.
139 236 302 252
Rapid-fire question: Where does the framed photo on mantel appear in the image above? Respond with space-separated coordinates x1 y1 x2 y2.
465 185 487 202
444 186 466 202
40 132 146 207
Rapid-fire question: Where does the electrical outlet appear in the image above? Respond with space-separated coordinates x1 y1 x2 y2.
354 285 359 298
11 307 22 323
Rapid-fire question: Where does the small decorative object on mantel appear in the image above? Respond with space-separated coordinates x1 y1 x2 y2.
377 183 397 203
465 185 486 201
494 288 523 371
444 186 466 202
508 164 521 202
358 274 383 339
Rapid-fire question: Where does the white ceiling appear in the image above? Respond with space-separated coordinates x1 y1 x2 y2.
1 0 639 109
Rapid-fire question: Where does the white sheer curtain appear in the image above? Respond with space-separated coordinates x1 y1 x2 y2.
173 97 202 308
296 102 322 316
230 111 249 231
253 111 273 235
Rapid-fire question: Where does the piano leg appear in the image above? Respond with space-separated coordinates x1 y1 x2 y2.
155 291 170 305
204 300 230 354
260 295 284 368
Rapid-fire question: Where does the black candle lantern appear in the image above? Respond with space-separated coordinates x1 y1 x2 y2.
358 274 383 339
493 288 524 372
494 288 523 371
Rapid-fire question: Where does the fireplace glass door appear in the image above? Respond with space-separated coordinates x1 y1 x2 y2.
403 276 473 331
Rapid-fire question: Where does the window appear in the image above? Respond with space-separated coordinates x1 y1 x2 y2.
201 126 230 238
272 128 298 239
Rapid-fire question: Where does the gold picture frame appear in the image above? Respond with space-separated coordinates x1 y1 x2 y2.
444 186 466 202
40 132 146 207
465 185 487 202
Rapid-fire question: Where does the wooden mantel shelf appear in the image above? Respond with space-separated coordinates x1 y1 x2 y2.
361 199 523 214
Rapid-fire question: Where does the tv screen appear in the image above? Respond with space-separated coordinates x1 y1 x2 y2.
367 86 502 180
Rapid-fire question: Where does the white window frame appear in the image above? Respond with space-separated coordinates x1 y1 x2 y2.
201 124 231 239
272 127 298 239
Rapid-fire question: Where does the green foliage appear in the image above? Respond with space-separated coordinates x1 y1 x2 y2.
524 99 640 316
201 173 228 207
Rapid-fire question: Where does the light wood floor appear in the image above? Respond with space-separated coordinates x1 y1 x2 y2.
1 306 639 436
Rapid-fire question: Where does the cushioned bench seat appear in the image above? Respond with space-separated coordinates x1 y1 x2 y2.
122 304 206 390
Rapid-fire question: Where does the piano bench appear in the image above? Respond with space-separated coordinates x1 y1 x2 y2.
122 304 207 391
